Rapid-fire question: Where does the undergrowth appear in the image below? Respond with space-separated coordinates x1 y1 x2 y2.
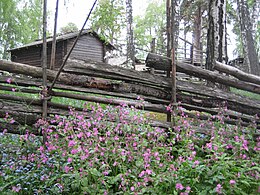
0 103 259 194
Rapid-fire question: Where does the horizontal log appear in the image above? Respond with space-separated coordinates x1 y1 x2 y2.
0 60 170 100
1 92 258 129
64 59 170 88
184 112 260 129
146 53 260 94
3 81 252 115
177 81 260 116
181 103 259 125
1 81 259 125
1 61 259 117
0 60 259 122
215 61 260 85
0 93 84 112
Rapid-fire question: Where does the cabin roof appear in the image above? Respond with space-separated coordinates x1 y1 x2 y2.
9 29 115 51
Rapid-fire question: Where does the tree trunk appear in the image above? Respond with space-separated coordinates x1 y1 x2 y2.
193 3 202 65
237 0 260 76
166 0 171 58
126 0 135 69
206 0 215 71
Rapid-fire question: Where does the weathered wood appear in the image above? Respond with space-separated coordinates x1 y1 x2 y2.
182 103 259 124
1 61 259 120
1 60 260 116
0 93 83 111
146 53 260 94
177 81 260 116
1 78 259 117
1 91 258 128
0 60 170 100
215 61 260 85
53 91 168 113
184 111 260 130
57 60 260 116
64 58 170 88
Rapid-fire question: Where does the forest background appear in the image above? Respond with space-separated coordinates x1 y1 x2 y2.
0 0 259 72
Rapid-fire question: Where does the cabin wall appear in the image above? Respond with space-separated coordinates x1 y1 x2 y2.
10 33 107 68
11 46 42 67
67 34 104 62
11 42 64 69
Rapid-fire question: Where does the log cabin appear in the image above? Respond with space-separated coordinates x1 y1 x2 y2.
8 29 114 70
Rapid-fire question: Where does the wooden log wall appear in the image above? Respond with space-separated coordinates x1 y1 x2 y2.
0 58 259 135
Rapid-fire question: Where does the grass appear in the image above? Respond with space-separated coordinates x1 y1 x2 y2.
231 88 260 100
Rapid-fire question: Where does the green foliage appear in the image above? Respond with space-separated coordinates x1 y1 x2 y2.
0 103 259 194
134 0 166 58
89 0 125 44
0 0 43 59
60 22 78 34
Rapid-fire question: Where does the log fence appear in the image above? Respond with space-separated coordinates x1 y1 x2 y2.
0 55 259 135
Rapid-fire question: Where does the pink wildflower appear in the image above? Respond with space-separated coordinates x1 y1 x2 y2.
216 184 222 194
6 78 12 84
3 129 7 134
229 180 236 185
146 169 152 175
144 177 149 182
64 166 70 173
77 132 83 139
131 186 135 191
176 183 184 190
186 186 191 192
71 148 78 155
206 142 212 150
68 140 76 147
68 157 73 163
12 185 21 192
139 171 145 178
103 170 109 176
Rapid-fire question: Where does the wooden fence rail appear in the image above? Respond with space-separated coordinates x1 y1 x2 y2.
0 57 259 135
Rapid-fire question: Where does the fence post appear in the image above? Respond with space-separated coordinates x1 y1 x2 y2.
190 45 194 65
149 38 156 75
200 43 203 67
42 0 48 144
50 0 59 70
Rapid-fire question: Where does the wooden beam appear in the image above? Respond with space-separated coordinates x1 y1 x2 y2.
146 53 260 94
215 61 260 85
